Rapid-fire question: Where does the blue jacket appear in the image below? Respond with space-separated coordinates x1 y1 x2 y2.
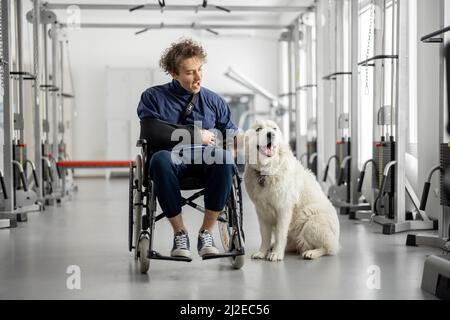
137 79 239 138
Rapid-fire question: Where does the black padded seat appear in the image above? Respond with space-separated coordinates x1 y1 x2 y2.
179 176 205 190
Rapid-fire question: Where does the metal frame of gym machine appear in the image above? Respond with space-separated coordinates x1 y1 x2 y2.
319 0 372 216
353 0 435 234
297 12 318 177
406 1 450 251
1 0 44 229
26 2 68 205
316 0 341 194
281 10 317 174
417 0 450 299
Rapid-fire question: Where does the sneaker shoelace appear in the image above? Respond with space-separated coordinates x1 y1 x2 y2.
175 233 188 249
200 232 213 247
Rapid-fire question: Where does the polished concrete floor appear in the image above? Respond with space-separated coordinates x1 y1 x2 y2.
0 178 442 300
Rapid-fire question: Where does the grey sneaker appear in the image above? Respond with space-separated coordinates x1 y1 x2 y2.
171 230 191 258
197 229 219 257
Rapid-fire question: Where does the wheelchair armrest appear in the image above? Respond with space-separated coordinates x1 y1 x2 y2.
136 139 147 147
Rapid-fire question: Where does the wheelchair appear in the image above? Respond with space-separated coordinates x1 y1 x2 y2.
128 139 245 273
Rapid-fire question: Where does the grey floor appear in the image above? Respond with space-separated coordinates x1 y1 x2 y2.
0 177 442 300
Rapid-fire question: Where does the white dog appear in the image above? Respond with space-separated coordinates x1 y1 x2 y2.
243 120 340 261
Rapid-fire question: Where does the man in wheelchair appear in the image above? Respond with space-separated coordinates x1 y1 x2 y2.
136 38 242 261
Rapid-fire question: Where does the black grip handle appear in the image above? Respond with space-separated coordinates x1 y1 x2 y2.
19 171 28 192
445 43 450 135
32 169 40 188
419 182 431 211
337 168 345 186
373 173 390 215
357 171 366 192
379 175 388 197
323 165 330 182
0 175 8 199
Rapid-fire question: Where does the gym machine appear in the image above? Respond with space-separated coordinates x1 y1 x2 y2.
53 28 77 198
298 12 318 177
354 0 435 234
318 0 370 214
26 5 66 205
406 1 450 299
406 11 450 253
1 0 42 228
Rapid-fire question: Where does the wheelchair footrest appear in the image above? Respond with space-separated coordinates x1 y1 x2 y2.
147 250 192 262
202 249 245 260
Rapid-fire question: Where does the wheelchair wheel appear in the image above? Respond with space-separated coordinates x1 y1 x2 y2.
218 216 245 270
138 234 150 274
128 163 135 253
218 175 245 270
133 155 144 259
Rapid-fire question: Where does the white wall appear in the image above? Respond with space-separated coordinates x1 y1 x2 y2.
63 28 279 169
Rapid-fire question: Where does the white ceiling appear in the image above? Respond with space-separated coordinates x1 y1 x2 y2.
43 0 314 26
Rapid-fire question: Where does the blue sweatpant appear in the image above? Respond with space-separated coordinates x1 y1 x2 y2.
149 146 235 218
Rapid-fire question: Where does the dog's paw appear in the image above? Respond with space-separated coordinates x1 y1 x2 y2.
266 251 284 261
251 251 267 259
302 249 323 260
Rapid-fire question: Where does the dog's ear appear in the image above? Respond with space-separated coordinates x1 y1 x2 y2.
252 119 264 129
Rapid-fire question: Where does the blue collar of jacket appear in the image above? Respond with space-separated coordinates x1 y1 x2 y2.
169 79 200 97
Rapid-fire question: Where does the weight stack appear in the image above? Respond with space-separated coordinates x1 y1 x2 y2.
372 140 396 192
336 138 351 184
307 139 317 176
440 143 450 206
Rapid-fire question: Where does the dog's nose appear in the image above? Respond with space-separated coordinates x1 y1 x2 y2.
267 132 274 141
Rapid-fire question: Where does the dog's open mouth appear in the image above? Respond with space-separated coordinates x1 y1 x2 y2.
257 143 276 157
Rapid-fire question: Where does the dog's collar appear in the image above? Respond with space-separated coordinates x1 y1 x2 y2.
255 168 271 187
257 174 266 187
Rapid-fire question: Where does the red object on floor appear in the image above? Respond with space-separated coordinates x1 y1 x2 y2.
56 160 135 168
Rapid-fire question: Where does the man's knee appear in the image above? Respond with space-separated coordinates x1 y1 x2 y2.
149 150 173 173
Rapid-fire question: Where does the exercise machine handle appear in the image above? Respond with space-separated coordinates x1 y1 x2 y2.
419 182 431 211
323 165 330 182
357 171 365 192
25 160 39 188
12 161 28 192
378 173 389 198
357 159 377 192
337 156 352 186
323 155 340 182
419 165 442 211
445 43 450 135
308 153 317 166
0 170 8 199
373 160 396 215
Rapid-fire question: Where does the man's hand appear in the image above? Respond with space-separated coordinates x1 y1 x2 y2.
201 129 216 145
